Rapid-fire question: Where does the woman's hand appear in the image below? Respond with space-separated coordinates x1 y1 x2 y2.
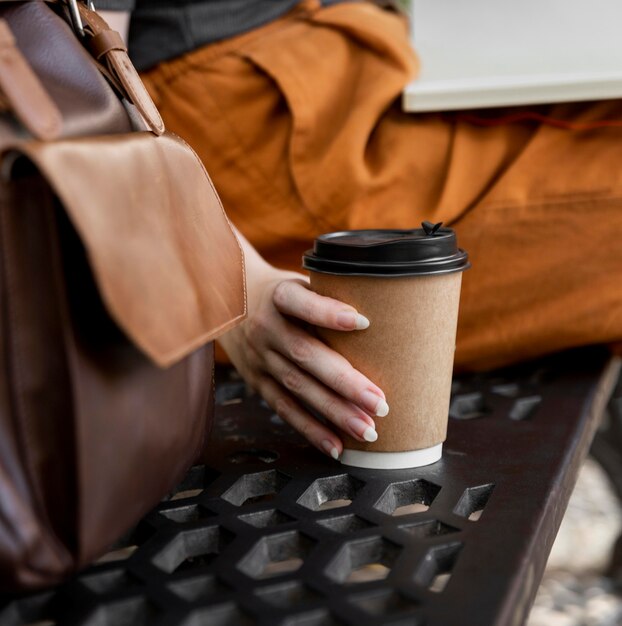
218 230 388 461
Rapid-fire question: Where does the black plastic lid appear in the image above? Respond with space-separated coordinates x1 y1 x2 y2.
302 222 470 277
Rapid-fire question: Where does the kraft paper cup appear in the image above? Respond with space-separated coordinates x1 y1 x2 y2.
303 222 469 470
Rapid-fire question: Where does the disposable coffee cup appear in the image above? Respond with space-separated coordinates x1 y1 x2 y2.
302 222 470 470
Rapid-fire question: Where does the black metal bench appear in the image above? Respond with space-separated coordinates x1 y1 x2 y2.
2 348 620 626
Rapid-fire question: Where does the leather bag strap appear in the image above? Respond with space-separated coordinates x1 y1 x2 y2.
76 3 165 135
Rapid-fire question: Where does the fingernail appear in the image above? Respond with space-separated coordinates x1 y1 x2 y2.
336 311 370 330
347 418 378 442
362 390 390 417
363 426 378 442
375 399 390 417
321 439 340 460
354 314 370 330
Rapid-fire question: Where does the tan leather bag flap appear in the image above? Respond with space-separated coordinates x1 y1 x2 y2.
3 131 246 367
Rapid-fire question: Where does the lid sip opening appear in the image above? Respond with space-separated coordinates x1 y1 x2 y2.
421 221 443 236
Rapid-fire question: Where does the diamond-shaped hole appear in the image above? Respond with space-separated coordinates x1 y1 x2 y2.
297 474 365 512
430 573 451 593
82 597 156 626
95 545 138 564
159 504 216 524
508 395 542 421
400 520 460 539
237 531 315 579
171 489 203 501
324 536 400 584
490 383 520 398
167 465 220 502
317 514 374 534
319 499 352 510
374 479 441 516
262 558 304 577
255 580 322 608
239 508 296 528
180 603 254 626
152 526 234 573
168 574 232 602
347 563 390 583
454 483 495 521
349 588 418 617
228 449 279 464
396 502 429 515
221 469 290 507
449 392 488 420
415 543 462 593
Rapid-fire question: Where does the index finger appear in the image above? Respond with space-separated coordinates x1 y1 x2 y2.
272 279 370 331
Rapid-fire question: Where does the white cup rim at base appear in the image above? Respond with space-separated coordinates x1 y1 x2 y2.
339 444 443 469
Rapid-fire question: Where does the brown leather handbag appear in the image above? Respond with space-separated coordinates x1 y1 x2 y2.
0 0 246 591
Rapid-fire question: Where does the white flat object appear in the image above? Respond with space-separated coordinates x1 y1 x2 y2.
403 0 622 112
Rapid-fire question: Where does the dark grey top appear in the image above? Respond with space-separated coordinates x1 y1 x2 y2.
97 0 345 71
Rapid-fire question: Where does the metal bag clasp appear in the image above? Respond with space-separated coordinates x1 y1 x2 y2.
65 0 96 37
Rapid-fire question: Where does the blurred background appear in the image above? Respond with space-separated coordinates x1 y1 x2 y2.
528 457 622 626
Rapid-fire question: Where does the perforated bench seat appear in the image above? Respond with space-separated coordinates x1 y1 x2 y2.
2 348 620 626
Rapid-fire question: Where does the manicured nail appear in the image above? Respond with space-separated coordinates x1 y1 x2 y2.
362 390 390 417
375 399 390 417
346 417 377 442
321 439 340 460
336 311 370 330
363 426 378 442
354 314 370 330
